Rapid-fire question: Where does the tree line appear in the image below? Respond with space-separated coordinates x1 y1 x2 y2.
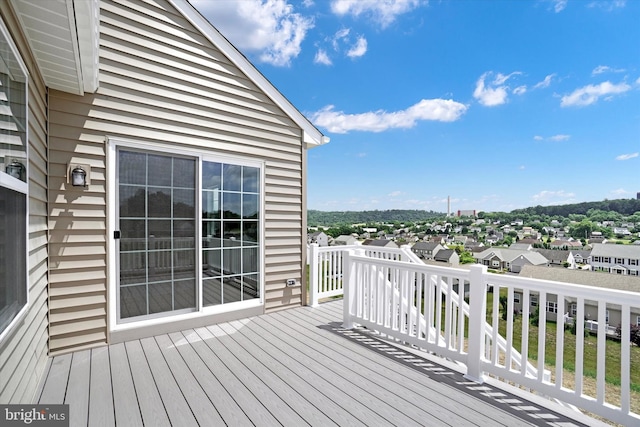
309 198 640 227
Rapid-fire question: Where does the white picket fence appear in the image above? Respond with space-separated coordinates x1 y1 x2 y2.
307 244 640 426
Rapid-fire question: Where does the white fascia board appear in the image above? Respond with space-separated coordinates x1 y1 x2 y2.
169 0 328 148
73 0 100 93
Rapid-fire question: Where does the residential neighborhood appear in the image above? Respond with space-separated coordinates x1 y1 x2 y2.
308 209 640 277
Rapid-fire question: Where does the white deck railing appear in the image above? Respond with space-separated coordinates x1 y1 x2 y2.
308 244 640 426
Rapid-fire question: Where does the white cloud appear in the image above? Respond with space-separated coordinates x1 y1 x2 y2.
533 74 555 89
474 72 522 106
513 85 527 95
551 0 567 12
493 72 521 85
309 98 468 133
191 0 313 66
549 134 570 142
319 28 367 62
535 134 571 142
519 165 526 170
388 191 403 197
531 190 576 205
592 65 626 75
332 28 350 50
560 81 631 107
314 49 332 65
611 188 630 196
347 36 368 58
588 0 626 11
616 152 639 161
330 0 423 28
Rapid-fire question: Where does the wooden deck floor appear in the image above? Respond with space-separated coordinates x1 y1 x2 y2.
36 300 599 426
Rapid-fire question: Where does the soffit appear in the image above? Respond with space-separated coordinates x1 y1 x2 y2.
10 0 99 95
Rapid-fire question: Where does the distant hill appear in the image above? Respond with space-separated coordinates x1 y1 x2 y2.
509 199 640 217
307 198 640 226
307 209 443 226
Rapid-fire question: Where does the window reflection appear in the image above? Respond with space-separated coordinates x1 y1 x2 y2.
202 160 260 307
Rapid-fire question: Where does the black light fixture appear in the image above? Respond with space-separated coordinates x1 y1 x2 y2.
5 159 25 181
71 166 87 187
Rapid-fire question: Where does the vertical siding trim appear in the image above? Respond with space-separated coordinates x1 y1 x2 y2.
0 1 49 404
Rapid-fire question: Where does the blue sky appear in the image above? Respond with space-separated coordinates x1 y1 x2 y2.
192 0 639 213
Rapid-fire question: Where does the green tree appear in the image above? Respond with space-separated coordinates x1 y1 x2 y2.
569 219 594 240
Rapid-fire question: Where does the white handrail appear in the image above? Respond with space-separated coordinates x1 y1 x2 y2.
338 249 640 426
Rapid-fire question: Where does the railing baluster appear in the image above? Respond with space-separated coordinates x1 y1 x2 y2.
506 286 514 371
492 285 500 367
521 289 530 377
309 243 319 307
575 296 585 397
621 305 631 415
556 293 565 390
444 275 452 349
597 301 606 405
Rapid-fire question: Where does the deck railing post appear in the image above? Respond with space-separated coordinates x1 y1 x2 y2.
343 248 362 329
309 243 320 307
465 264 488 383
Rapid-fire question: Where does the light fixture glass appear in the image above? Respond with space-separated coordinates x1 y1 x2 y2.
5 159 25 181
71 166 87 187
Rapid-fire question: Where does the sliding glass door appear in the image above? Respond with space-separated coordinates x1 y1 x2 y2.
117 149 197 321
115 146 262 324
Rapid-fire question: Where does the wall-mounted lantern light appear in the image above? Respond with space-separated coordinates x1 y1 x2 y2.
67 163 91 188
71 166 87 187
5 159 25 181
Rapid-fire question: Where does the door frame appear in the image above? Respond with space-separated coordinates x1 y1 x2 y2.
107 137 265 339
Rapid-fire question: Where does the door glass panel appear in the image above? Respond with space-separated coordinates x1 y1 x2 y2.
118 150 197 321
202 160 260 307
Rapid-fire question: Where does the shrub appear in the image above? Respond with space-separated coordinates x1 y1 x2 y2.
616 324 640 346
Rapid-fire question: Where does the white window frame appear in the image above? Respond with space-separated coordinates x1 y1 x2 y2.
513 293 521 304
0 18 29 343
530 295 538 307
107 138 265 333
547 301 558 314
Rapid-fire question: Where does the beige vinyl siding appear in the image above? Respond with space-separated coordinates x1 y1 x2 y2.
47 0 307 352
0 2 50 404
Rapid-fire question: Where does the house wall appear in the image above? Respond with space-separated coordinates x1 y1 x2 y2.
0 2 50 403
47 0 307 354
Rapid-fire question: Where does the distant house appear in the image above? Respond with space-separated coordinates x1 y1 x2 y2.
362 239 399 249
550 240 582 250
590 243 640 276
589 236 607 244
509 243 533 251
452 235 469 245
571 250 591 265
474 248 548 272
333 235 359 246
434 249 460 267
533 249 573 268
308 231 329 246
518 265 640 328
411 241 444 260
613 227 632 236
